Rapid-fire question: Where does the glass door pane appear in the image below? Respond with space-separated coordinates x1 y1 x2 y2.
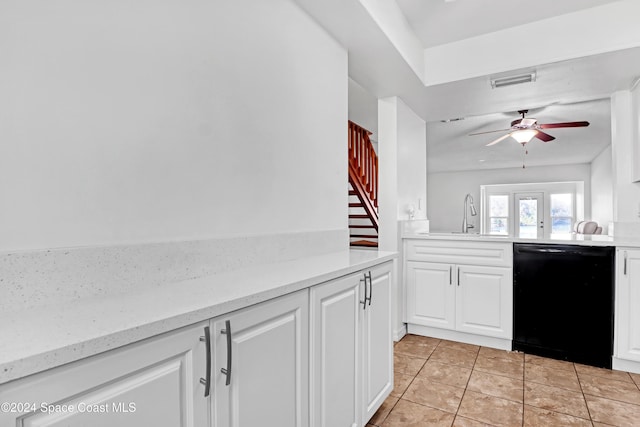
515 193 544 239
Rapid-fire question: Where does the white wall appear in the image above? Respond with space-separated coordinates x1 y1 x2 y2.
0 0 348 251
397 100 427 221
348 78 378 142
611 90 640 226
378 96 427 247
428 164 592 232
591 146 614 234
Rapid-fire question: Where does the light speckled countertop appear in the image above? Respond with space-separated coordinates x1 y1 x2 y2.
0 249 395 385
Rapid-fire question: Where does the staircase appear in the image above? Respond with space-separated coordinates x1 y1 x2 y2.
348 120 378 248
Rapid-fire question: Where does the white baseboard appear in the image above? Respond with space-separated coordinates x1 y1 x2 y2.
407 324 512 351
613 357 640 374
393 323 407 342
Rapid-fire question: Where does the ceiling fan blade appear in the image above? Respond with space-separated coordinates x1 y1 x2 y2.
486 133 511 146
469 128 512 136
538 121 590 129
534 131 556 142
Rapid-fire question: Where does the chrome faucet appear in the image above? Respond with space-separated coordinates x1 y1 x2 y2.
462 193 478 233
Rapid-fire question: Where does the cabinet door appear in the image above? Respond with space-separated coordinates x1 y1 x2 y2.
456 265 512 339
212 289 309 427
405 261 455 330
617 249 640 361
0 323 209 427
361 263 393 424
310 273 361 427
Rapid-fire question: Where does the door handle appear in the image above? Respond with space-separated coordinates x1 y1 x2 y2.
220 320 232 386
199 326 211 397
366 271 372 306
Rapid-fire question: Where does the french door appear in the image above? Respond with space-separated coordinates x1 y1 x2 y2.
514 193 544 239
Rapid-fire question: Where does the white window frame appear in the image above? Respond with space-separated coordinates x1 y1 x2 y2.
482 192 510 235
549 193 576 234
481 182 582 239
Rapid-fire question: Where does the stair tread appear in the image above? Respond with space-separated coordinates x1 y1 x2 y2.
349 202 363 207
349 224 376 229
350 240 378 248
350 233 378 238
349 214 370 219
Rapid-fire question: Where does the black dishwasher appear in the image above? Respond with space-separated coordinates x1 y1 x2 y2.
513 243 615 368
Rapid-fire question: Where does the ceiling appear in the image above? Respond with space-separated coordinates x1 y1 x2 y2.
395 0 622 49
393 0 632 172
295 0 640 172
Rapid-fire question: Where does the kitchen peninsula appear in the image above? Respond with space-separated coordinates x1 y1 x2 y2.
402 230 640 374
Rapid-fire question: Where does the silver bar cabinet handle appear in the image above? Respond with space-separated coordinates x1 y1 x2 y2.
220 320 232 386
449 266 452 285
457 267 460 286
199 326 211 397
366 271 373 306
624 251 628 275
360 276 367 309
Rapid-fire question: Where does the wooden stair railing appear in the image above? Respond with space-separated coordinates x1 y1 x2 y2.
348 120 378 232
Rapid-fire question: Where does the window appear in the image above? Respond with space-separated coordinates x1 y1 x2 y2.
550 193 574 234
481 182 583 239
488 194 509 235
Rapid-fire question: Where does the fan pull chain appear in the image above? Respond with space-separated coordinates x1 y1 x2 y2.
521 143 528 169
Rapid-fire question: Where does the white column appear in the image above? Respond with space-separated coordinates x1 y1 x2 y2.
378 96 427 340
378 97 399 253
611 90 640 227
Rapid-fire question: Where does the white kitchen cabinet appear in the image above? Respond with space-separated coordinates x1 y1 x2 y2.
361 263 393 424
310 273 361 427
405 261 511 339
404 239 513 349
309 262 393 427
0 322 209 427
456 265 512 338
211 289 309 427
405 261 455 330
615 248 640 363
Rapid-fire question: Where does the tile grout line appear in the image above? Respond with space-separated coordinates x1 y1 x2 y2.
451 345 481 425
576 368 640 411
573 362 596 425
522 353 526 427
385 341 437 426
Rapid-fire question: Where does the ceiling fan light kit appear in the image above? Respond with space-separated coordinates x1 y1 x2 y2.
511 129 538 144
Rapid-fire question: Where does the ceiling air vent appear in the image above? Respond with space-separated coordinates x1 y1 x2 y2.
490 72 536 89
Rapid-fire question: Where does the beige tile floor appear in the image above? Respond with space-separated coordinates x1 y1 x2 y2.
368 334 640 427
